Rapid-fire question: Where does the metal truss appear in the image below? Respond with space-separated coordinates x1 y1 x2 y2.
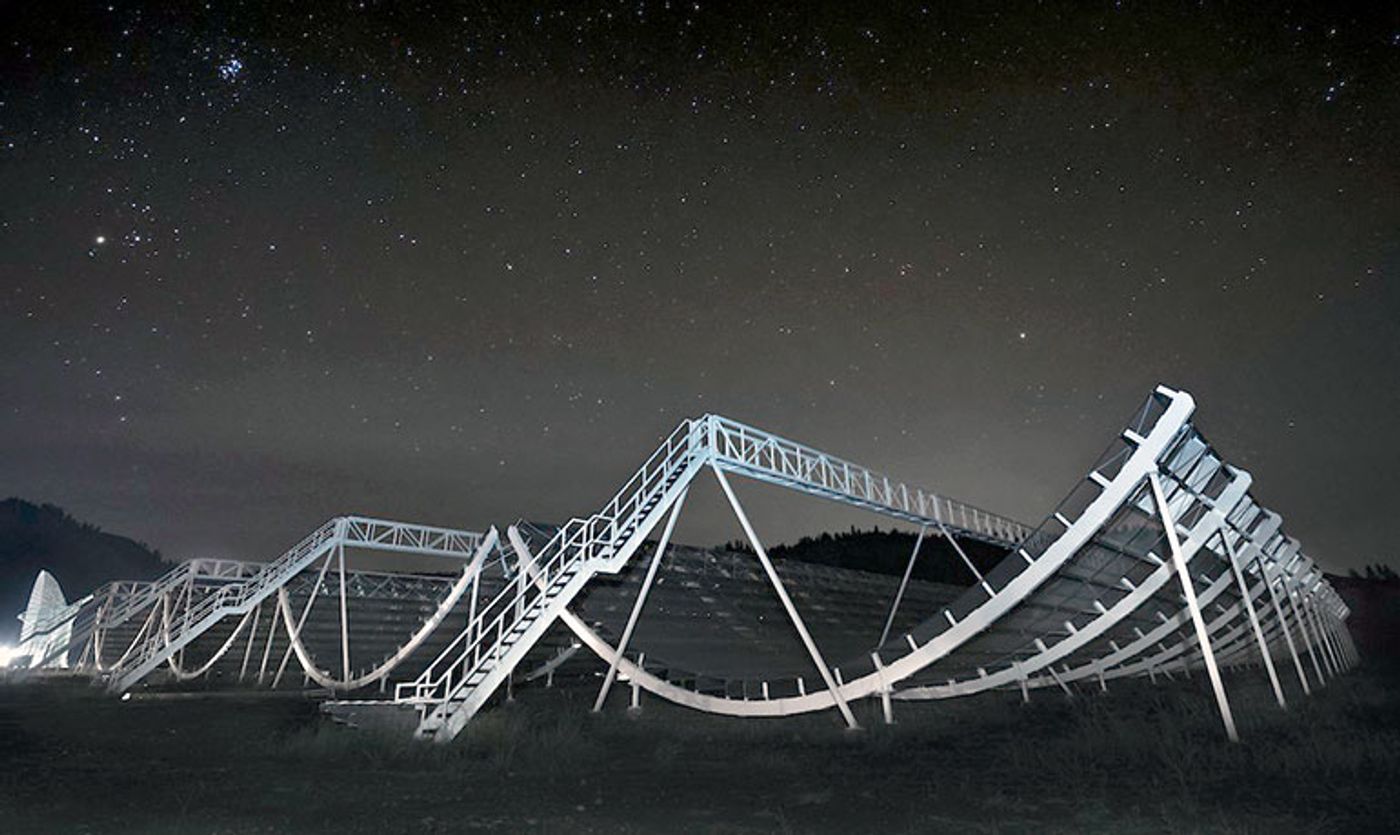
47 517 494 693
384 412 1030 740
368 385 1352 743
19 385 1352 748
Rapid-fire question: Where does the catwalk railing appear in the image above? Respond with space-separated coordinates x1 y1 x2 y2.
20 387 1350 748
101 517 489 693
391 414 1031 739
380 386 1351 745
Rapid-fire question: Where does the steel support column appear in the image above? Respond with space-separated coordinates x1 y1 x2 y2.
1222 535 1285 709
937 521 995 597
713 466 859 730
337 542 351 680
1263 565 1310 696
878 525 926 646
1309 598 1342 676
272 550 336 689
1289 586 1327 685
1149 471 1238 742
593 489 688 712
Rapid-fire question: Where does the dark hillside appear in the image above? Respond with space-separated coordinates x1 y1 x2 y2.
1329 571 1400 665
0 498 169 642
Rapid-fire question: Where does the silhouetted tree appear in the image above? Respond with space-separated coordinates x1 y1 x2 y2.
718 526 1008 586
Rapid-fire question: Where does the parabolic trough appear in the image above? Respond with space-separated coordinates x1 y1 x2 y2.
11 385 1356 743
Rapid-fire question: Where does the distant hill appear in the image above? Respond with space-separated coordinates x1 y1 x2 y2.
1329 572 1400 665
725 526 1007 585
0 498 170 643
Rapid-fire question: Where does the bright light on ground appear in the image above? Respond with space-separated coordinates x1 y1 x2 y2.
0 643 20 667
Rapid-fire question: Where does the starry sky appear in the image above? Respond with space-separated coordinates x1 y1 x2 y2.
3 2 1398 575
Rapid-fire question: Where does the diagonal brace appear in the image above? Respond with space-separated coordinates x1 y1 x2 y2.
712 465 859 729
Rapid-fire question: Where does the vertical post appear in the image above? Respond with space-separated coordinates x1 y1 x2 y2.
337 543 351 681
91 593 113 670
1335 616 1356 668
1148 471 1238 742
1323 607 1348 673
1288 584 1326 686
871 653 894 725
1222 535 1286 710
239 603 261 683
1307 596 1341 676
1262 562 1310 696
1328 612 1346 670
593 489 688 712
713 466 859 730
1342 619 1359 667
257 603 277 685
1327 614 1346 669
181 570 196 634
629 653 645 712
466 565 481 644
878 525 926 646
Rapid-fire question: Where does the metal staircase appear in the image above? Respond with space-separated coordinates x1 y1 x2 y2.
393 414 1030 741
395 418 709 740
104 517 488 693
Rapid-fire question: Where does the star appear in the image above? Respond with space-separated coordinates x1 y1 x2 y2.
217 57 244 83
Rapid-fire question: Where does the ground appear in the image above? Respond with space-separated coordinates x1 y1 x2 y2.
2 665 1397 834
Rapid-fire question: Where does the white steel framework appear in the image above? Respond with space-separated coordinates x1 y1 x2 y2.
362 385 1353 742
15 385 1354 747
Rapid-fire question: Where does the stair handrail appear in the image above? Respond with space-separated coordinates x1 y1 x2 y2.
107 519 343 680
396 417 707 705
98 561 199 631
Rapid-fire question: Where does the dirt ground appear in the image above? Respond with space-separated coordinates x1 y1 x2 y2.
2 665 1398 833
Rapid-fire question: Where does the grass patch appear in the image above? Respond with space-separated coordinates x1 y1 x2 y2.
2 665 1398 832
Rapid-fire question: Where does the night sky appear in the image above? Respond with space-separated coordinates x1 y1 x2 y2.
3 3 1398 575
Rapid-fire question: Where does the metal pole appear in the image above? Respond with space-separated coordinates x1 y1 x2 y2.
1222 535 1285 709
1320 611 1346 672
1262 562 1310 696
1307 597 1341 676
593 489 688 712
1340 616 1356 667
1288 584 1326 685
713 466 859 730
337 542 351 681
937 521 995 597
871 652 894 724
239 603 261 683
257 602 277 685
1323 607 1348 673
1148 471 1238 742
273 550 336 689
878 525 926 646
